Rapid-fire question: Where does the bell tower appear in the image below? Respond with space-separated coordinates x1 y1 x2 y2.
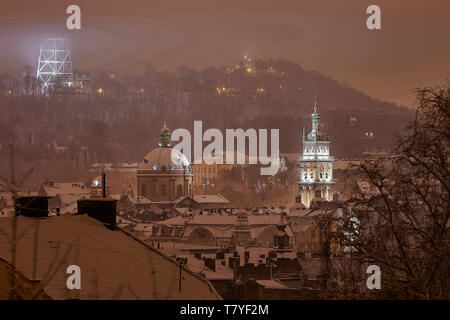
297 94 335 208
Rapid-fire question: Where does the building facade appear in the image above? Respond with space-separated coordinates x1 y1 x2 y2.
137 123 193 202
297 97 335 208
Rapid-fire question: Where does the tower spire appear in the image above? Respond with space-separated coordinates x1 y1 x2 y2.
313 92 318 113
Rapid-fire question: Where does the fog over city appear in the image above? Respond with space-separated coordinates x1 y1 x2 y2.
0 0 448 304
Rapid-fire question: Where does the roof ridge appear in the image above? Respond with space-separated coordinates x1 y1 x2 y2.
117 226 222 300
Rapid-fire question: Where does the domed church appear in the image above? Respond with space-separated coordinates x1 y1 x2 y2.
137 122 193 203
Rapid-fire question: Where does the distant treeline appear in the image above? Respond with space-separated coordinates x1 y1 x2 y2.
0 58 413 171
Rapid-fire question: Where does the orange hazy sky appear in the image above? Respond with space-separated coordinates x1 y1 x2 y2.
0 0 448 107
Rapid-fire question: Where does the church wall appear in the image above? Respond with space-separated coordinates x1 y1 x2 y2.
137 174 192 202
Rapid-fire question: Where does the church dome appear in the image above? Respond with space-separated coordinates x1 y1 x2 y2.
140 147 190 172
139 122 191 173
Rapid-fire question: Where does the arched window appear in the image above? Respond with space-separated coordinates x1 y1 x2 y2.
177 184 182 197
310 172 314 179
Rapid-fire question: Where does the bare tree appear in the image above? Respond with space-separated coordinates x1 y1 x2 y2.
336 85 449 299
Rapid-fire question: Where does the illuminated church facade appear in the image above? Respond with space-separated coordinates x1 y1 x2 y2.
296 97 335 208
137 123 193 203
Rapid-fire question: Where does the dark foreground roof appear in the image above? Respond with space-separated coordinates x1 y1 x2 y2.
0 215 220 300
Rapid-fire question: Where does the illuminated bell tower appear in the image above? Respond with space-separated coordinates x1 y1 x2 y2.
297 95 335 208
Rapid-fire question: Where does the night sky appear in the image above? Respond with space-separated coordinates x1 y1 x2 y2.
0 0 449 107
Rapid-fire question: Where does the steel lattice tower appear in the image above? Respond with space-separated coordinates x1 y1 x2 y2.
36 39 74 91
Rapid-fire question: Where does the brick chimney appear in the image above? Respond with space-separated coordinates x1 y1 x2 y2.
77 199 117 226
15 196 49 218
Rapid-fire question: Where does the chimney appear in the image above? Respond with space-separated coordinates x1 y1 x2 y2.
204 258 216 272
231 257 239 284
77 198 117 226
216 251 225 260
194 252 202 260
102 172 106 198
15 196 49 218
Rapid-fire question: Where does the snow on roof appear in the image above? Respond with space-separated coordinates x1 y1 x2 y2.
58 194 87 206
161 213 288 226
192 194 230 204
255 279 292 289
60 201 78 215
129 195 152 204
40 182 89 197
182 255 233 281
0 215 220 300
